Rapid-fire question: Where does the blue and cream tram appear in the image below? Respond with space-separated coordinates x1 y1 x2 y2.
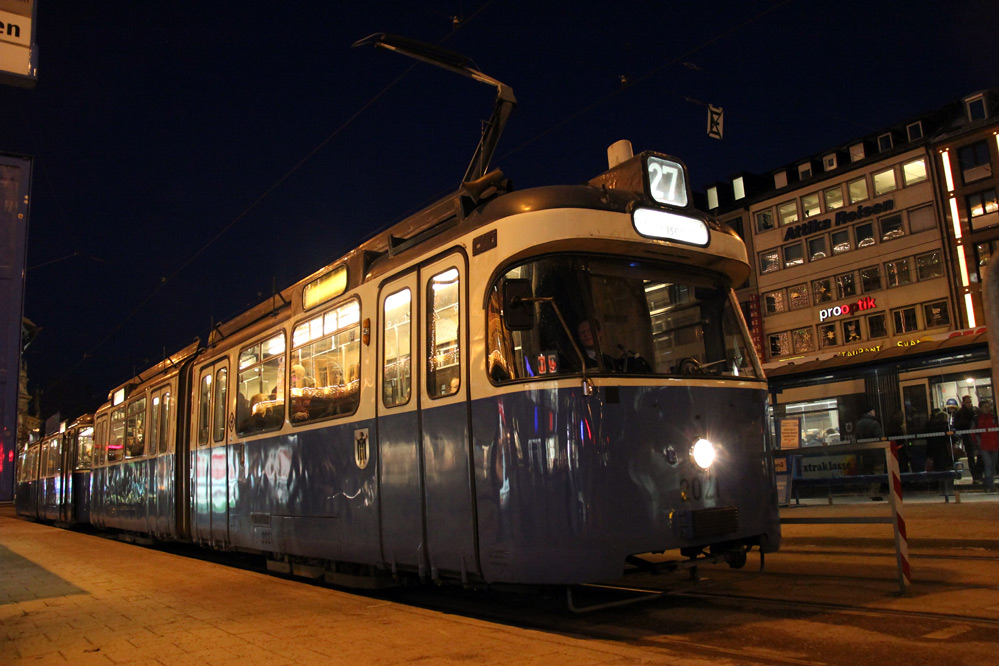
27 35 780 590
14 415 94 525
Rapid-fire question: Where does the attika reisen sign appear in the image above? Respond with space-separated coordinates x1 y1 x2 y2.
783 199 894 242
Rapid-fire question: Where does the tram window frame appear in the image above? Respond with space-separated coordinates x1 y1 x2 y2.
427 267 461 399
109 407 125 463
158 390 172 454
76 426 94 470
198 372 212 447
213 367 228 443
125 397 147 458
235 333 287 437
289 298 362 424
383 288 413 408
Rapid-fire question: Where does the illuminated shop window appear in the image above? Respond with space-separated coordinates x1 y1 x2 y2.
923 300 950 328
769 331 791 358
783 242 804 268
860 266 882 293
824 185 845 211
760 250 780 274
818 323 838 348
855 222 875 248
788 284 810 309
763 289 786 315
916 251 944 280
779 201 799 226
892 306 918 335
885 258 913 288
808 236 827 261
812 277 833 304
792 327 814 354
842 318 862 343
756 209 775 232
848 177 869 204
802 193 821 217
879 214 905 241
836 272 857 299
908 205 936 234
902 158 927 186
867 313 888 338
873 168 897 196
831 229 852 254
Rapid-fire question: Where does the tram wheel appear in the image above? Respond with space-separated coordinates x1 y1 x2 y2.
726 550 748 569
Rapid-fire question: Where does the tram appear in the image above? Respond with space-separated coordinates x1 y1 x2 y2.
14 415 93 525
16 34 780 589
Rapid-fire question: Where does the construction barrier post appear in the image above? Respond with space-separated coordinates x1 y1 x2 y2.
886 441 911 595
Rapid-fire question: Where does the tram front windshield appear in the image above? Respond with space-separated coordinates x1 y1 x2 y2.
487 256 760 381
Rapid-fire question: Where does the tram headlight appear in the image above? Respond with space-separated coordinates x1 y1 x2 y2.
690 438 716 469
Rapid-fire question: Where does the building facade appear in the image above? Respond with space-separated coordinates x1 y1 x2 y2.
708 89 997 451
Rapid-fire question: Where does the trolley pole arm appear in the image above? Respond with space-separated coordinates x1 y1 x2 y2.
353 33 517 183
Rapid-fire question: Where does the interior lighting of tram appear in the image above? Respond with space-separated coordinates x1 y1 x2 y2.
691 438 716 469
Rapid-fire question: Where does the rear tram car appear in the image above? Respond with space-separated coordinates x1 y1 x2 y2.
15 415 94 525
17 35 780 591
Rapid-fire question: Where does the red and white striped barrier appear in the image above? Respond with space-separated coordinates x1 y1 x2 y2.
886 441 911 594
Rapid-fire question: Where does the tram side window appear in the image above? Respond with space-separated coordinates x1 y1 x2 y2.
427 268 461 398
213 368 228 443
158 391 172 454
95 419 107 467
290 300 361 424
126 398 147 458
109 408 125 462
149 394 161 456
43 438 60 477
383 289 412 407
236 333 286 436
76 426 94 470
198 373 212 446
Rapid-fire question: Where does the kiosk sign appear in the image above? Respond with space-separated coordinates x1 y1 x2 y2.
0 0 36 88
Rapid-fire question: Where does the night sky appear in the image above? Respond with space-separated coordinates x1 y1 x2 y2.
2 1 998 422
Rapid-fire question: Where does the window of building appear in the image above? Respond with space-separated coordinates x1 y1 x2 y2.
779 201 799 226
802 192 821 217
236 333 286 436
808 236 827 261
856 222 875 248
836 272 857 299
908 205 936 233
774 171 788 188
707 186 719 210
764 289 786 315
958 141 992 184
769 331 790 358
427 267 461 398
290 299 362 423
967 188 998 218
885 258 913 287
818 323 838 348
877 133 893 152
923 300 950 328
879 214 905 241
383 288 412 407
965 94 987 122
860 265 882 293
792 327 814 354
892 306 918 335
873 167 897 196
824 185 844 211
727 216 745 240
783 242 804 268
788 284 810 309
798 163 813 179
868 313 888 338
831 229 852 254
850 143 866 162
902 157 928 186
760 250 780 274
842 318 862 343
824 154 838 171
915 251 944 280
733 176 746 200
848 177 869 203
812 277 834 304
906 122 923 142
756 209 776 232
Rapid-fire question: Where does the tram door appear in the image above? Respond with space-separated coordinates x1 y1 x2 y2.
376 253 478 579
192 359 230 547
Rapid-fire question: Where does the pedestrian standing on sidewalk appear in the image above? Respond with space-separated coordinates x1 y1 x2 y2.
974 399 998 493
856 406 884 500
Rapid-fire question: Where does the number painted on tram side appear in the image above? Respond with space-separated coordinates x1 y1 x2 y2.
680 475 718 502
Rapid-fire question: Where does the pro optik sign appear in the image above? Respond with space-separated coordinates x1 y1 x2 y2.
0 0 36 88
819 296 877 322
